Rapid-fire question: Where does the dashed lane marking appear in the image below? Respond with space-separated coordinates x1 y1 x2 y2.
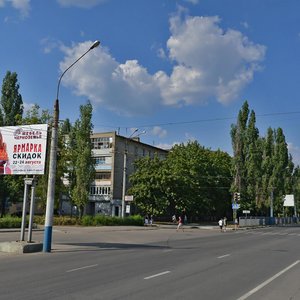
144 271 171 280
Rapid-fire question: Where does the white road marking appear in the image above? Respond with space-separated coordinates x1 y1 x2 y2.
66 264 98 273
236 260 300 300
163 249 173 253
144 271 171 280
217 254 230 259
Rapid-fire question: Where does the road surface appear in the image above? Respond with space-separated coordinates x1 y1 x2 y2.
0 225 299 299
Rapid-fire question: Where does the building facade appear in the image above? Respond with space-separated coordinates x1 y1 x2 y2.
62 131 167 216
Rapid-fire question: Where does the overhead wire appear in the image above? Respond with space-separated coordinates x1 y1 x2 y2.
92 110 300 131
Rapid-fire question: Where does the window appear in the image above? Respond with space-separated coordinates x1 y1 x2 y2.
95 172 111 180
91 137 112 149
90 185 111 195
94 156 106 165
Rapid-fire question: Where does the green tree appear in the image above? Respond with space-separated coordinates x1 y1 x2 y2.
22 104 51 125
231 101 249 196
244 110 263 211
129 155 167 215
292 166 300 216
0 71 23 126
69 101 95 217
271 127 289 214
0 71 24 217
129 141 232 221
231 101 295 216
261 127 275 214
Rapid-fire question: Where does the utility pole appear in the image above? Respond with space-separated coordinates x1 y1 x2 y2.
121 129 145 218
121 144 127 218
270 188 274 218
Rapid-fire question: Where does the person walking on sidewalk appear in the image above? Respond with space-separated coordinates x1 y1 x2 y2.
223 217 227 232
177 215 184 232
218 218 223 232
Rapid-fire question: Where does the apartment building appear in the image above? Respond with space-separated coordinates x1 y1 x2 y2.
62 131 168 216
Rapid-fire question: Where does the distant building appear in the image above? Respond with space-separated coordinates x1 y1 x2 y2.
61 131 168 216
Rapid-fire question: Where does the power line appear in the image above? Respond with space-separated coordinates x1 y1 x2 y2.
92 110 300 130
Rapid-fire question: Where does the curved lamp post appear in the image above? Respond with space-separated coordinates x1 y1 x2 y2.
43 40 100 252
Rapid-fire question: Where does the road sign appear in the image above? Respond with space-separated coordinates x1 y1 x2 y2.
283 194 294 207
232 203 240 209
125 195 134 201
242 210 250 214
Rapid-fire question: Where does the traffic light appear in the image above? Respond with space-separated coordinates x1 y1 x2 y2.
233 192 241 202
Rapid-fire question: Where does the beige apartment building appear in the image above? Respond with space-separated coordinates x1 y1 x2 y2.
61 131 168 216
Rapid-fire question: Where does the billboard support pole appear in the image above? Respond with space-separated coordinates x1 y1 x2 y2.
20 177 33 241
27 176 36 243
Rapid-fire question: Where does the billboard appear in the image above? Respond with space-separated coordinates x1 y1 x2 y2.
283 194 294 207
0 124 48 175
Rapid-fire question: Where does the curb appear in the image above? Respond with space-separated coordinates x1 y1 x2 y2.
0 241 43 254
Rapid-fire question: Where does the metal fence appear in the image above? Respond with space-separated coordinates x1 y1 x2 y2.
239 216 300 227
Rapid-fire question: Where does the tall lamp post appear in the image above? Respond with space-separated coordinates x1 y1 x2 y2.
43 40 100 252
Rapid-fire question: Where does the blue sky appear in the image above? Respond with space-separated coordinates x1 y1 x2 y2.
1 0 300 164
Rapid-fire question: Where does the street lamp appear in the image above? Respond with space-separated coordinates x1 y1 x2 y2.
43 40 100 252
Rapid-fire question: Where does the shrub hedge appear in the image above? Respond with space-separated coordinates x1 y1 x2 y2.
0 215 144 228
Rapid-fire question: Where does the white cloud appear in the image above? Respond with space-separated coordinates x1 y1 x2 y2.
40 37 61 54
162 14 266 105
60 42 162 116
22 101 35 114
155 134 197 150
157 48 167 59
0 0 30 17
183 0 199 4
59 13 266 116
155 142 179 150
241 21 249 29
151 126 167 138
57 0 107 8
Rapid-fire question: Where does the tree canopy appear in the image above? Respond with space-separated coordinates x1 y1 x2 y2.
129 141 232 221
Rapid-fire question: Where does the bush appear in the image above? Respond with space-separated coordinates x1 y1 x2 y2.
0 216 23 228
81 215 95 226
0 214 144 228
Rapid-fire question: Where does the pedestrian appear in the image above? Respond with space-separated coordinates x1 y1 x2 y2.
150 215 153 226
177 215 184 232
144 215 149 226
172 214 177 223
223 217 227 232
184 214 187 225
218 218 223 232
234 218 239 230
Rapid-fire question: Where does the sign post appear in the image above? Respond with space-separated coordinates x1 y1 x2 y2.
242 210 250 218
232 192 240 230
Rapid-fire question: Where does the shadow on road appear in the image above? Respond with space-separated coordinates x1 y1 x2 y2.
52 242 169 253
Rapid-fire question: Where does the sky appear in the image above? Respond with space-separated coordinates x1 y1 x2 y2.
1 0 300 165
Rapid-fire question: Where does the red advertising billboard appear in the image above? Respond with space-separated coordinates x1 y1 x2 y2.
0 124 48 175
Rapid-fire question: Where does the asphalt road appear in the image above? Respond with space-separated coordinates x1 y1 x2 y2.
0 225 300 300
